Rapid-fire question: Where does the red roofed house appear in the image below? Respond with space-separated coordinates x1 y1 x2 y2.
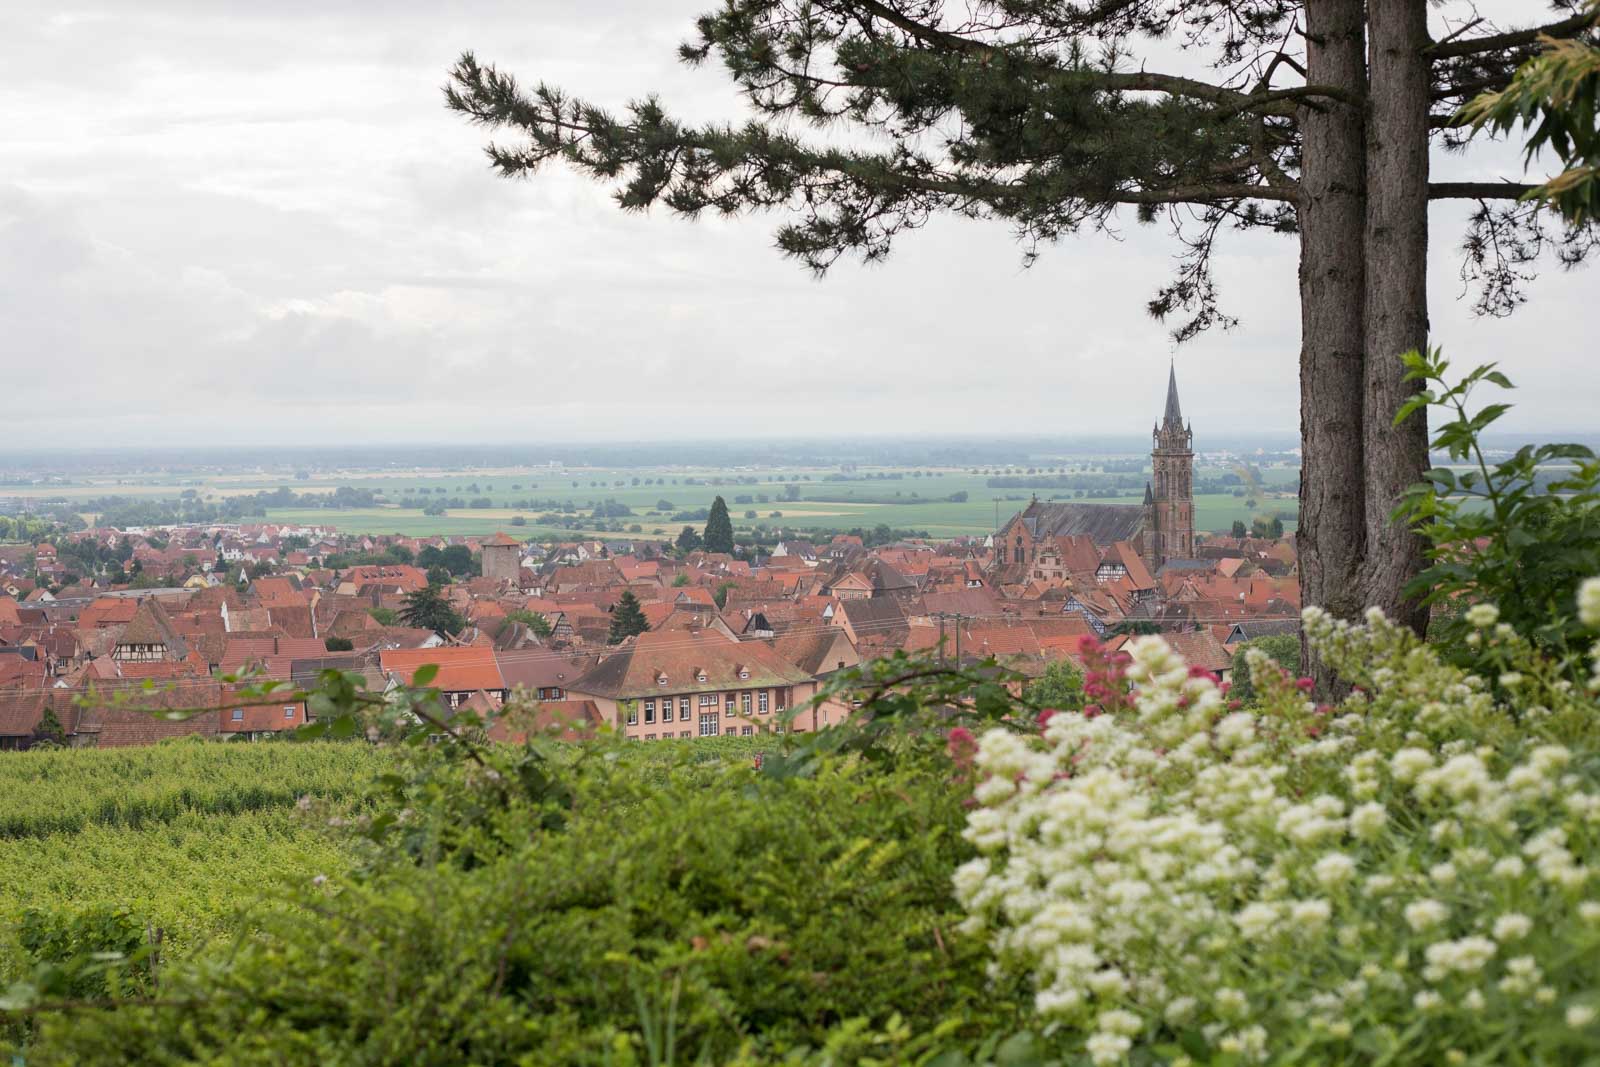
380 646 507 709
567 629 819 741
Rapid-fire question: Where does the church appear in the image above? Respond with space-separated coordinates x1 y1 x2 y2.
995 364 1195 575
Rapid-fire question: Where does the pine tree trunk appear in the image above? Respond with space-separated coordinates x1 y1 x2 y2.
1297 0 1369 689
1361 0 1432 635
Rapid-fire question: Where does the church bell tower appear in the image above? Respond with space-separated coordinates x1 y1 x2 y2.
1144 363 1195 569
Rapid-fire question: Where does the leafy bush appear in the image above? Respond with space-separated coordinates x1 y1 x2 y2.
1228 633 1300 705
1395 348 1600 680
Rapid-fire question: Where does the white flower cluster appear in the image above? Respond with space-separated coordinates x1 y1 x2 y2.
1583 577 1600 693
956 585 1600 1064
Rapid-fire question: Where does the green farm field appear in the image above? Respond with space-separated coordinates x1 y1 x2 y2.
17 461 1300 540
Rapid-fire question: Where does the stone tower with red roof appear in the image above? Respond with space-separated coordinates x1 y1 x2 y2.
481 532 523 585
1143 363 1195 571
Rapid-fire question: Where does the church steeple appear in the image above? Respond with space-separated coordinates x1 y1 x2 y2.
1163 360 1183 428
1145 360 1195 571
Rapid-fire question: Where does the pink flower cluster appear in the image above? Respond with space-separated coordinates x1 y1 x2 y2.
1077 634 1134 719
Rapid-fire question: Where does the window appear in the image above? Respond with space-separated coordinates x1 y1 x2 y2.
643 700 654 725
741 692 752 714
741 726 753 736
283 706 295 720
738 669 749 680
725 692 736 715
627 704 638 726
231 709 244 722
773 726 785 735
680 730 691 739
679 696 690 717
699 693 717 707
698 712 718 737
644 734 655 741
758 691 769 715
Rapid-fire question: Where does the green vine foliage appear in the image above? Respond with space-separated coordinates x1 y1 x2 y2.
15 732 1032 1065
1393 348 1600 678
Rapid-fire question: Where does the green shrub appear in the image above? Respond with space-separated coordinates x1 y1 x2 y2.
1228 633 1300 705
1394 348 1600 680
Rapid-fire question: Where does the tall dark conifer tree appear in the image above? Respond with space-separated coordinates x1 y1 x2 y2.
703 496 735 555
608 590 650 644
447 1 1598 686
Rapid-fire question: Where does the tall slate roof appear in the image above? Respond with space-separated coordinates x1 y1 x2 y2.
1164 361 1183 426
118 597 190 659
1010 502 1145 546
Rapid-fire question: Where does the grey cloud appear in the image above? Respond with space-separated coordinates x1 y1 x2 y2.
0 0 1593 446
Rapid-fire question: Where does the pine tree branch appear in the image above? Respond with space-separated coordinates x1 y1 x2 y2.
842 0 1347 115
1117 182 1296 203
1427 9 1600 60
1428 181 1541 199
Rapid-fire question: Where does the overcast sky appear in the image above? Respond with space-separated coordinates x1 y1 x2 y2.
2 1 1592 447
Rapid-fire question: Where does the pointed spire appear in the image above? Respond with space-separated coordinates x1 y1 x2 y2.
1163 360 1183 427
1144 481 1154 505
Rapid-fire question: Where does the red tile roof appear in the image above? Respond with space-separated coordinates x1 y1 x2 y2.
569 629 813 700
486 700 601 743
380 646 505 693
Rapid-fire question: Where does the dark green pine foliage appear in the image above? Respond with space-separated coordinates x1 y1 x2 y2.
607 590 650 645
702 496 734 555
401 585 466 637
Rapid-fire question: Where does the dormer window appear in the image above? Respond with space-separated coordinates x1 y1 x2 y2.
737 668 750 680
657 673 668 686
696 671 708 683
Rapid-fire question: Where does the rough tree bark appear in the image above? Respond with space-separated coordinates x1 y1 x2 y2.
1362 0 1432 634
1298 0 1370 688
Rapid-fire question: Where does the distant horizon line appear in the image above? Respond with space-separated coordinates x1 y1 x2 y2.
4 428 1596 455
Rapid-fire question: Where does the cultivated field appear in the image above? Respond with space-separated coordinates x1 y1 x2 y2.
10 460 1302 540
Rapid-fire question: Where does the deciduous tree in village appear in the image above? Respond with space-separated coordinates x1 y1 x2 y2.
400 584 465 637
447 0 1599 685
675 525 703 554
